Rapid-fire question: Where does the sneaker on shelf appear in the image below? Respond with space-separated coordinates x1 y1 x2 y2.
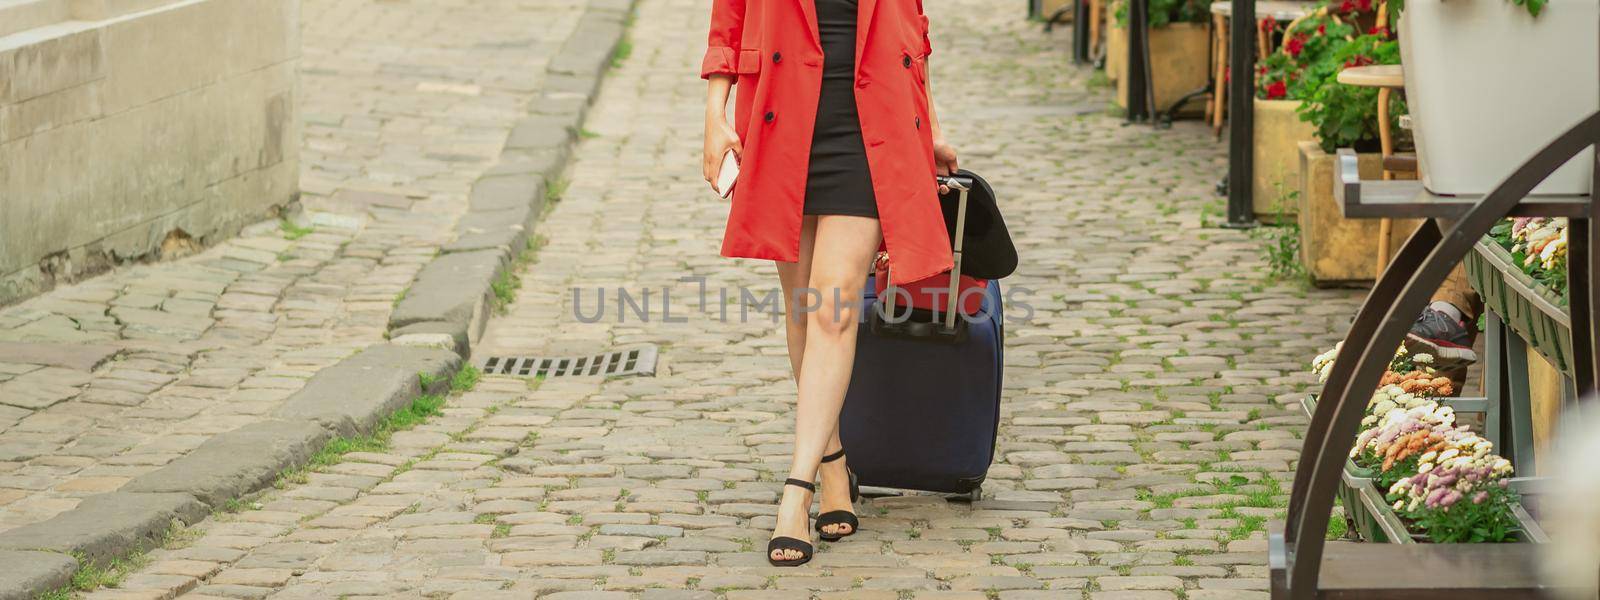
1404 308 1476 370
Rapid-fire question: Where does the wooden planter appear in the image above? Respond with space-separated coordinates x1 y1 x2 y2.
1339 465 1412 544
1301 395 1550 544
1464 237 1574 375
1113 22 1210 114
1466 236 1575 470
1253 98 1317 222
1296 142 1423 285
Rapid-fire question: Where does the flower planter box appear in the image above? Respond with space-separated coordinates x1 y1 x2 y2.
1463 237 1575 376
1253 98 1317 221
1398 0 1598 196
1339 465 1414 544
1299 395 1413 543
1113 22 1210 114
1300 395 1549 544
1296 142 1423 285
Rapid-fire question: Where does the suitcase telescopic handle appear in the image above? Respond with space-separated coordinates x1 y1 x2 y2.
883 175 972 331
942 176 970 330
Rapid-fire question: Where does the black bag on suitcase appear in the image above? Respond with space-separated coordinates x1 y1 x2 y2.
839 174 1008 499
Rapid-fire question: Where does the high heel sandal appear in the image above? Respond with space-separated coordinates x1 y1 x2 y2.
815 449 860 542
767 478 815 567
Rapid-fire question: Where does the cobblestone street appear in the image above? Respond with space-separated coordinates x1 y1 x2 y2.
20 0 1374 597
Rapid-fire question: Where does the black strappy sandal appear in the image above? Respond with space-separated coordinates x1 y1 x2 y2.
767 478 815 567
815 449 860 542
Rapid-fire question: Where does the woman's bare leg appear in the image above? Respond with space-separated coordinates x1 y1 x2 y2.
770 215 881 560
775 217 817 378
775 218 855 539
816 424 851 536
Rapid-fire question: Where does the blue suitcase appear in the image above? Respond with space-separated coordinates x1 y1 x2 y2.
839 275 1004 500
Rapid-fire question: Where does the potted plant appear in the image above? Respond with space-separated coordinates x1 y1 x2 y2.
1284 1 1420 284
1250 10 1355 220
1110 0 1212 112
1398 0 1598 195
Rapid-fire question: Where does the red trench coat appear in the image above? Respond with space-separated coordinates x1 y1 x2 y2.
701 0 953 285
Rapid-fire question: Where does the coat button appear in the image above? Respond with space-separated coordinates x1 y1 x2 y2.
915 116 921 129
764 111 775 122
903 55 912 68
772 51 782 63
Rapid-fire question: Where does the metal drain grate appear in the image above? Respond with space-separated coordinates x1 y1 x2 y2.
479 345 658 378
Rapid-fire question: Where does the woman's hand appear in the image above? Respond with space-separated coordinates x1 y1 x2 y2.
703 114 742 196
933 137 959 194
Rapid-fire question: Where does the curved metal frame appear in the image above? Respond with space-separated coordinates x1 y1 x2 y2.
1278 111 1600 599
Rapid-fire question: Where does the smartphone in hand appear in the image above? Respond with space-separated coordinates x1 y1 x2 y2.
716 149 739 198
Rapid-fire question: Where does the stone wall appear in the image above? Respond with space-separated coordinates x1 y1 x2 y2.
0 0 300 306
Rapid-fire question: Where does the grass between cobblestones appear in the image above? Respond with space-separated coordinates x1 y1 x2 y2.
34 524 198 600
492 235 546 313
610 10 635 68
277 219 314 241
280 365 482 486
1250 185 1306 282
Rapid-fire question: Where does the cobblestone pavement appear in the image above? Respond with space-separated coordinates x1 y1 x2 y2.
0 0 585 531
101 0 1369 598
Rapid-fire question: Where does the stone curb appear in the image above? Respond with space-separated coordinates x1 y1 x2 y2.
120 420 333 507
387 249 508 352
0 492 207 567
0 551 78 600
386 0 638 357
273 344 461 437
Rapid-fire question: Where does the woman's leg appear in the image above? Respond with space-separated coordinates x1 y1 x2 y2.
776 217 818 378
770 215 881 559
775 219 854 537
817 424 852 536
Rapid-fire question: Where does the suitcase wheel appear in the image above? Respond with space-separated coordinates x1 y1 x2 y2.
962 487 982 503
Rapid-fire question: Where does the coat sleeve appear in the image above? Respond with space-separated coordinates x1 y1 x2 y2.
916 0 932 56
700 0 746 79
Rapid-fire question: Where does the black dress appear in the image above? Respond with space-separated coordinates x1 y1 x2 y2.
803 0 879 218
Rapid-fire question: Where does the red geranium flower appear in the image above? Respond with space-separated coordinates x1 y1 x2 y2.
1339 0 1356 12
1266 80 1287 99
1286 36 1306 57
1343 55 1374 69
